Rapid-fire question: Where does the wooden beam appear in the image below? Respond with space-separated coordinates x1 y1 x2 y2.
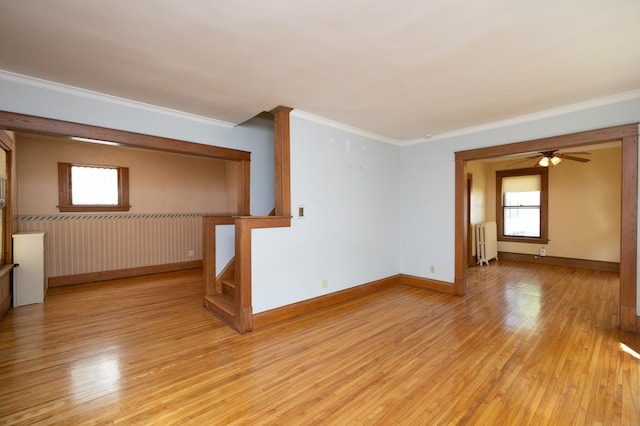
455 123 639 162
237 159 251 216
0 110 251 161
272 106 292 216
454 158 466 296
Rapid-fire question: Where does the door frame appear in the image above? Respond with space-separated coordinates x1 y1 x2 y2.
466 174 475 267
454 123 639 333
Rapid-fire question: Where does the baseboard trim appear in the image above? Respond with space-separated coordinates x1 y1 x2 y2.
498 252 619 272
253 275 400 329
253 273 458 330
48 260 203 287
398 274 456 294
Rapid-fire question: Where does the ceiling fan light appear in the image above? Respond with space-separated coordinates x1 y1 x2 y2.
538 157 550 167
550 156 562 166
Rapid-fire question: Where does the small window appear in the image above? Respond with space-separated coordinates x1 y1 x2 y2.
58 162 130 212
496 167 548 244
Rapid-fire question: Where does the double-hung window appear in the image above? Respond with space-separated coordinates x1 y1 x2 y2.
496 167 548 243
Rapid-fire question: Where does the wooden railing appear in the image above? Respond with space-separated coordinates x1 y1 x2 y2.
203 215 291 334
203 105 293 334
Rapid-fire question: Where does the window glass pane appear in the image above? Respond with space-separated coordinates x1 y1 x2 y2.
504 207 540 237
71 166 118 205
504 191 540 206
503 174 541 238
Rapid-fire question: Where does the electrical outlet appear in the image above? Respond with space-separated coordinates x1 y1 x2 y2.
430 265 435 273
539 248 546 257
321 279 328 289
187 249 195 257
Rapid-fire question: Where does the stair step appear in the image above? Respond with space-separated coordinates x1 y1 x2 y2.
204 294 235 317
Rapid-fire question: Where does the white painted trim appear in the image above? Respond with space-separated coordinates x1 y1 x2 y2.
291 109 400 145
0 69 236 129
402 89 640 145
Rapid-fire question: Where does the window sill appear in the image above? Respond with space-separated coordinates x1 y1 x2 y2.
58 205 131 212
498 236 549 244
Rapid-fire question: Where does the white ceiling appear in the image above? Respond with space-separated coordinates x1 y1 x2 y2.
0 0 639 143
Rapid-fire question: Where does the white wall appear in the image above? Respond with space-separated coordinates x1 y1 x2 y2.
0 72 275 216
399 98 640 312
399 139 456 280
2 71 639 315
251 113 401 313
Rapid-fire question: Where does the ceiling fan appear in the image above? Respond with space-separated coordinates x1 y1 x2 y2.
509 150 591 167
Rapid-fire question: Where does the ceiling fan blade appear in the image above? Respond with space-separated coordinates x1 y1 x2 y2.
562 151 591 155
506 156 540 168
555 153 590 162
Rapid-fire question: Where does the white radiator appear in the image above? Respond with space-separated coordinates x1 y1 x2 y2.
476 221 498 266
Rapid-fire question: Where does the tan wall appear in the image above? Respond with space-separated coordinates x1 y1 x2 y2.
467 160 488 257
17 134 234 215
16 134 238 278
483 146 621 262
467 160 487 225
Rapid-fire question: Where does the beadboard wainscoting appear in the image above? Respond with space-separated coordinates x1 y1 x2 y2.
16 213 210 280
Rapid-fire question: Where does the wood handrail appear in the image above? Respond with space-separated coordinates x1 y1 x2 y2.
203 215 235 224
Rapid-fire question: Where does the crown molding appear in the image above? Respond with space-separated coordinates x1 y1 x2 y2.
4 69 638 146
291 109 400 145
402 89 640 145
0 69 236 128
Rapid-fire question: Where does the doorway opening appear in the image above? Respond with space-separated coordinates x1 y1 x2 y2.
454 123 639 333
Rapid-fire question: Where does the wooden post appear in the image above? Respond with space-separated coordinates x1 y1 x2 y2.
272 106 292 217
620 133 638 333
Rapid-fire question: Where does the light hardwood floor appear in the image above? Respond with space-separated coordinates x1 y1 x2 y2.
0 261 639 424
